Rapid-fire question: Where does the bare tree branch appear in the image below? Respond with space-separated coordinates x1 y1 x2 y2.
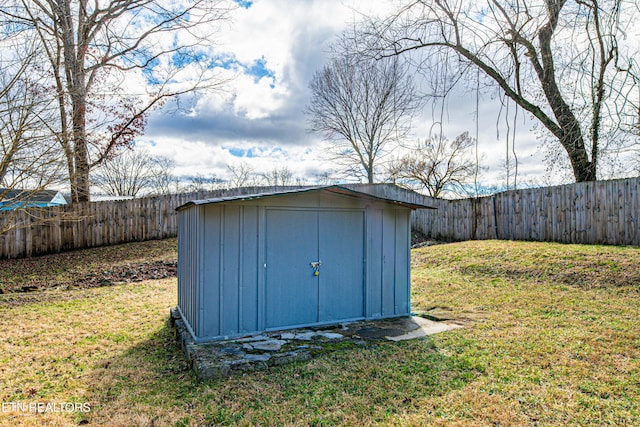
306 37 422 184
388 132 482 198
0 35 68 234
359 0 640 182
0 0 233 202
91 147 175 197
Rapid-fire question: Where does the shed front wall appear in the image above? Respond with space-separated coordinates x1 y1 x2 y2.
177 190 413 341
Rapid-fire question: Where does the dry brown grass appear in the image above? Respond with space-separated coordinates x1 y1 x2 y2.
0 279 178 426
1 239 638 426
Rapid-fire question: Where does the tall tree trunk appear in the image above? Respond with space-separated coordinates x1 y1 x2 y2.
72 95 90 202
561 130 596 182
58 0 90 202
537 0 596 182
367 168 374 184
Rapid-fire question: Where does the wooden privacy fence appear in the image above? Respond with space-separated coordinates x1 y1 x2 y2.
0 186 305 259
0 179 638 259
355 178 640 246
422 178 639 245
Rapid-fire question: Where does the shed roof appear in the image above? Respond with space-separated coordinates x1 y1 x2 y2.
175 185 435 212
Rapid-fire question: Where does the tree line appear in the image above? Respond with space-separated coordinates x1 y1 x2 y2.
92 153 311 198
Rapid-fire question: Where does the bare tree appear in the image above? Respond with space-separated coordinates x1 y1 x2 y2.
360 0 640 182
0 36 62 182
0 0 232 202
91 148 175 197
306 40 422 184
186 173 221 193
226 162 258 189
148 156 177 195
314 170 338 185
0 37 70 233
260 167 295 186
389 132 480 198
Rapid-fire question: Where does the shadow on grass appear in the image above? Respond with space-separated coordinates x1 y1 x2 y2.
85 318 483 425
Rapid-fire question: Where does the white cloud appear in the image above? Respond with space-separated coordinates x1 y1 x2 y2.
138 136 332 184
211 0 364 119
140 0 603 190
231 74 288 119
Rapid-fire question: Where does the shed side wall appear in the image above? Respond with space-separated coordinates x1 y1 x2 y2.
177 207 201 337
199 204 262 340
366 206 412 318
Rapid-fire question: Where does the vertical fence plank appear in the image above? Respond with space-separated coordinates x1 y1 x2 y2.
631 179 637 245
565 184 573 244
608 180 615 244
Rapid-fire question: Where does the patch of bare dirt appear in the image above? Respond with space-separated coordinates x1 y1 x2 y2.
0 238 178 295
0 259 177 306
77 260 177 288
2 260 177 294
411 230 446 248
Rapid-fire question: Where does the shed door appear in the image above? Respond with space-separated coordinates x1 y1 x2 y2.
265 210 318 328
318 210 364 321
265 209 364 329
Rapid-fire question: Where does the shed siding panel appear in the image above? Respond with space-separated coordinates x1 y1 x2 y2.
367 208 383 318
318 210 365 322
222 205 241 335
394 210 411 315
240 205 260 333
381 209 396 316
177 208 200 336
201 205 221 338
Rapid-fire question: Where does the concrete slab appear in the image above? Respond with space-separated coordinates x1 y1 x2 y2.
385 316 461 341
170 308 462 380
251 339 287 351
315 332 344 340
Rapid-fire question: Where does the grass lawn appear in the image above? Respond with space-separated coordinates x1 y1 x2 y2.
0 239 639 426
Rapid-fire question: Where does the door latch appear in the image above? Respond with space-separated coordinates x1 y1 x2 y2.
310 261 322 276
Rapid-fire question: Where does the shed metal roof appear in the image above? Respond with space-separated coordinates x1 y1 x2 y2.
175 185 435 211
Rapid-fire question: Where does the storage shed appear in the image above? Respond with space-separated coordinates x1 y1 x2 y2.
175 185 432 342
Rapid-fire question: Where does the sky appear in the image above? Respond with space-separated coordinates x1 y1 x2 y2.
136 0 554 191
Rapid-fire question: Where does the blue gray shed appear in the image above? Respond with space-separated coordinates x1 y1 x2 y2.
175 185 432 342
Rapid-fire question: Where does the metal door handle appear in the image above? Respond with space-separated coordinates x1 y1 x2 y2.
310 261 322 276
